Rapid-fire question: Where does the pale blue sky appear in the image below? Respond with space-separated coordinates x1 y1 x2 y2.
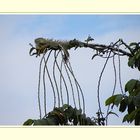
0 14 139 125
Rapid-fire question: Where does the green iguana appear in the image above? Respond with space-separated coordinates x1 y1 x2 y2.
29 38 81 58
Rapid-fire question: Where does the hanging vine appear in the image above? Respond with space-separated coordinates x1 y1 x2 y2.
23 36 139 126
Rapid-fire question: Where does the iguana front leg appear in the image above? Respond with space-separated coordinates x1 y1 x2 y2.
59 44 70 62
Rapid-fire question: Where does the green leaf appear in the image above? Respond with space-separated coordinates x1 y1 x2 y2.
74 108 82 116
133 86 140 95
134 111 140 125
129 42 138 47
133 94 140 107
122 114 129 123
45 117 58 125
73 117 78 125
62 104 69 110
127 109 138 123
125 79 137 93
128 102 135 114
23 119 34 125
64 106 74 120
105 95 118 106
114 94 123 106
128 96 133 104
135 80 140 88
33 119 48 125
128 57 135 68
79 114 86 125
135 50 140 59
85 117 92 125
119 99 127 112
53 107 63 113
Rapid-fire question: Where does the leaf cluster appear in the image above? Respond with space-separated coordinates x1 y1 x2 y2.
128 42 140 70
23 104 96 126
105 79 140 125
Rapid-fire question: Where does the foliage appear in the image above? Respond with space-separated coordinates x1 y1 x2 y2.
128 42 140 70
23 104 96 125
105 79 140 125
